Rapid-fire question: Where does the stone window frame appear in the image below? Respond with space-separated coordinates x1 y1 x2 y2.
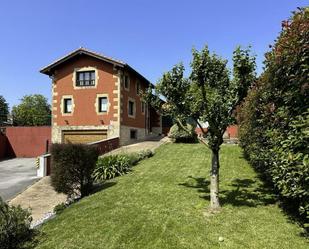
128 97 136 119
72 66 99 89
60 95 75 116
123 74 130 91
95 94 110 115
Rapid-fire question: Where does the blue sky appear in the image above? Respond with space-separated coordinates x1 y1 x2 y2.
0 0 308 108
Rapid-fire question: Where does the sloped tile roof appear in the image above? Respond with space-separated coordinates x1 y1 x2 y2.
40 47 125 74
40 47 152 86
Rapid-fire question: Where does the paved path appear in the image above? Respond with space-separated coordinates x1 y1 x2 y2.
9 176 66 223
0 158 39 201
108 136 170 155
8 137 169 224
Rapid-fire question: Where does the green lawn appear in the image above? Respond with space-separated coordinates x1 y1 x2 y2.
36 143 308 249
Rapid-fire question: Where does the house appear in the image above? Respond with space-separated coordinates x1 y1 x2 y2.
40 48 162 146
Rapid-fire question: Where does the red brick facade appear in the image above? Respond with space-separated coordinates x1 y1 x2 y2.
41 48 162 145
121 71 148 128
52 55 118 127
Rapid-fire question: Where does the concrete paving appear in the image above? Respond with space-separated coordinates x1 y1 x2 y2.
0 158 39 201
107 136 170 155
9 176 66 223
7 137 169 224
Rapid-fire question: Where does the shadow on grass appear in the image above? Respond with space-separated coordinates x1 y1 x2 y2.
179 176 277 207
91 181 117 195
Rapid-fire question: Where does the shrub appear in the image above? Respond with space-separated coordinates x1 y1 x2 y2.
50 143 99 198
93 154 132 181
238 7 309 229
125 153 140 166
137 149 154 160
168 123 197 143
0 197 34 249
93 150 154 182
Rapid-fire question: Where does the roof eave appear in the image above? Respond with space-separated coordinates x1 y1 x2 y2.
40 48 155 88
125 64 154 88
40 49 125 76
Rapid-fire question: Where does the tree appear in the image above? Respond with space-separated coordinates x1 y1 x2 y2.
0 95 9 125
145 46 256 210
12 94 51 126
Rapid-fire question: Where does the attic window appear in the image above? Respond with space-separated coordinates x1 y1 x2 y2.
76 71 95 86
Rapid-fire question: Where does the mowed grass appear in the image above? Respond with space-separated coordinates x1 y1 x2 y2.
36 143 308 249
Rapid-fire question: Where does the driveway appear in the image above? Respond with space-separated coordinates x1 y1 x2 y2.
107 136 169 155
0 158 39 201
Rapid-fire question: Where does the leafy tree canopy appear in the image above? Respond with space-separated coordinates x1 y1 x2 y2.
0 95 9 125
144 45 256 209
12 94 51 126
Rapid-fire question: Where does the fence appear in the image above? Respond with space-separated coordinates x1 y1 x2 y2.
88 137 120 155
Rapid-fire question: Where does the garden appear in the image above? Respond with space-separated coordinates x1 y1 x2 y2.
0 6 308 249
32 144 309 248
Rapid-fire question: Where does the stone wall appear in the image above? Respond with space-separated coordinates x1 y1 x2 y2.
52 124 120 143
151 126 162 136
119 125 148 145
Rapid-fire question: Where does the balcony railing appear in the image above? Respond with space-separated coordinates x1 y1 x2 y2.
76 79 95 86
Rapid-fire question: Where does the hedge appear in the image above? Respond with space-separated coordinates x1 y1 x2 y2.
238 7 309 229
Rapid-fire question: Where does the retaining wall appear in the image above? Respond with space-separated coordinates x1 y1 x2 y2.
5 126 51 157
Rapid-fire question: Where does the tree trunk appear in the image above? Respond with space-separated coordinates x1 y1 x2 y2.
210 149 220 210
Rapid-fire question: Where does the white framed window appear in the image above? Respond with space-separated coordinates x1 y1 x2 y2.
64 98 72 113
98 97 108 112
76 71 95 86
61 95 74 116
95 94 109 115
72 67 99 89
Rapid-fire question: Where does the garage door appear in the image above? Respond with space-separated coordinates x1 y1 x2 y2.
62 130 107 144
